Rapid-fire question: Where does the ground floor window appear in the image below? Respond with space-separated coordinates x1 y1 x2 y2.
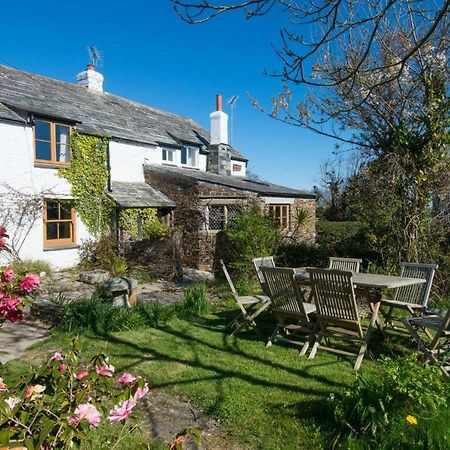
44 200 76 247
203 204 241 231
269 204 290 230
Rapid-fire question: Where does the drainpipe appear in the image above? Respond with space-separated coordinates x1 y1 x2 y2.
106 141 112 192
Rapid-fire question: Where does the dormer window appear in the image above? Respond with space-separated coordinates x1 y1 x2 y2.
181 146 198 167
162 148 175 163
34 120 71 166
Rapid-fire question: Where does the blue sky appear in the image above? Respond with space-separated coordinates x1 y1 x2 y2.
0 0 336 190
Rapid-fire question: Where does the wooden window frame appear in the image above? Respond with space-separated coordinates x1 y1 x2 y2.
34 119 71 167
269 204 290 230
43 200 76 248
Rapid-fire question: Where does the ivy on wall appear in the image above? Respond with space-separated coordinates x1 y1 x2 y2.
58 132 114 237
119 208 169 239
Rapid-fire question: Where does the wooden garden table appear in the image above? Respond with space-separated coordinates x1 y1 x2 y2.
294 269 426 335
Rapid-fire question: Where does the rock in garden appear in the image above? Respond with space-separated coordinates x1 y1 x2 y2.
78 270 110 285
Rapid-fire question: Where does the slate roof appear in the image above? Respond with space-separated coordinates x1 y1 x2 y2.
0 65 213 148
144 165 315 198
109 181 176 208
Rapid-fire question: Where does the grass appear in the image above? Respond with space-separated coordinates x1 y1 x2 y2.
3 299 394 450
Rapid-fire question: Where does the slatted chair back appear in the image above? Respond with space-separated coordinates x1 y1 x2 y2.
220 259 238 298
329 257 362 273
253 256 276 295
308 268 362 337
260 267 310 321
394 262 438 308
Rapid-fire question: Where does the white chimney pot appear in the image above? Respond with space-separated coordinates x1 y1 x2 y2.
77 65 104 93
210 94 228 145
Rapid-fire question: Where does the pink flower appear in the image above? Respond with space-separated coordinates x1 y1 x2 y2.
24 384 45 400
68 403 101 427
5 396 20 410
58 364 67 372
118 372 136 386
2 268 14 282
0 237 5 249
0 226 6 237
95 363 115 377
76 369 89 381
0 378 7 392
51 352 63 361
19 274 40 294
134 382 149 400
108 398 137 424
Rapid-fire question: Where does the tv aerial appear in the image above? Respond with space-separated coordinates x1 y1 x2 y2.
87 46 103 68
228 95 239 146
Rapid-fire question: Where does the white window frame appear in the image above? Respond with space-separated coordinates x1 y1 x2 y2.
162 148 176 164
181 146 199 168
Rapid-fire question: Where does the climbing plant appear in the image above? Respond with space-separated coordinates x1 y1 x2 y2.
58 132 114 237
119 208 169 239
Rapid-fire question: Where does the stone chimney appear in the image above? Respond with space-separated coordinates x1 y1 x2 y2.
76 64 104 93
210 94 228 144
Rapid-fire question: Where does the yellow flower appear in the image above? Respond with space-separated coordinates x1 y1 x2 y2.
406 415 418 426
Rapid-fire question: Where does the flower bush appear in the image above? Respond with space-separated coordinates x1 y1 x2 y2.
0 227 40 324
0 340 148 448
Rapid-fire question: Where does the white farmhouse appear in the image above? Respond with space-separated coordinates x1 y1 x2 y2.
0 64 315 270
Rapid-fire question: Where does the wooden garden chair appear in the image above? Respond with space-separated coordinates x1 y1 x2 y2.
252 256 276 295
329 257 362 273
307 268 380 370
381 262 438 332
220 259 271 336
402 307 450 378
260 266 317 355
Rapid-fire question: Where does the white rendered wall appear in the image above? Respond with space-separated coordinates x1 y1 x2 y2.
230 159 246 176
0 121 93 269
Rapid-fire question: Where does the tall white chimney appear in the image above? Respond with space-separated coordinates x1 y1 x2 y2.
76 64 104 93
210 94 228 145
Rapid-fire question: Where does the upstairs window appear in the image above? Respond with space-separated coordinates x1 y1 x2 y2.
162 148 175 163
34 120 71 166
44 200 76 247
269 204 290 230
181 146 198 167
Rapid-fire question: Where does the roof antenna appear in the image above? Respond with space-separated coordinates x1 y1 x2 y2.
87 46 103 68
228 95 239 146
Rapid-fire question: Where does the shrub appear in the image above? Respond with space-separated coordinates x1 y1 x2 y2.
57 297 174 333
79 234 119 270
108 255 128 278
329 355 449 448
220 206 281 280
11 259 52 276
176 283 210 319
0 342 148 449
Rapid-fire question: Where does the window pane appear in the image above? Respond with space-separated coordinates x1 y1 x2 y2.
35 121 50 141
46 202 59 220
60 204 72 220
36 140 51 160
187 148 197 166
56 144 70 163
58 222 71 239
46 223 58 240
168 150 174 162
181 147 187 164
56 125 70 144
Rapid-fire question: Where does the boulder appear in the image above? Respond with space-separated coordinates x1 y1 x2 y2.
79 270 110 285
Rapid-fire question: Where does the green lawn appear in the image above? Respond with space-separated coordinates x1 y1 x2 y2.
3 300 409 450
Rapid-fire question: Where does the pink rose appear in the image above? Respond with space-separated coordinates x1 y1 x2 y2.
2 268 14 282
51 352 63 361
134 382 149 400
0 378 7 392
24 384 45 400
68 403 101 427
108 398 137 423
19 274 40 294
118 372 137 386
76 369 89 381
58 364 67 372
0 237 5 249
5 396 20 410
95 363 115 377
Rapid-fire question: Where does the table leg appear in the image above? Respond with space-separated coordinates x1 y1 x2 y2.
359 287 385 338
